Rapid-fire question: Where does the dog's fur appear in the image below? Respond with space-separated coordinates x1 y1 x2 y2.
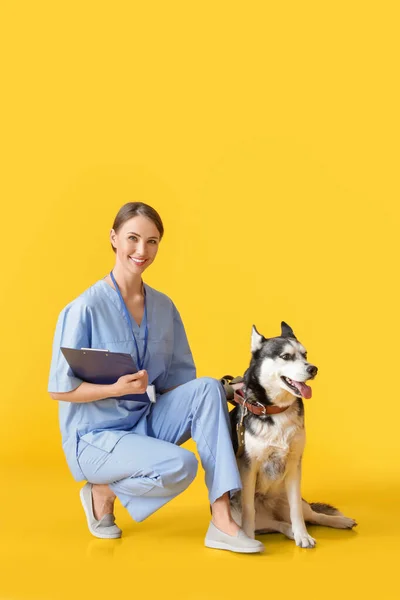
229 322 357 548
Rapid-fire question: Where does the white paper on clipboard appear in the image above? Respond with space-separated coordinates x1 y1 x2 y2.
146 385 156 403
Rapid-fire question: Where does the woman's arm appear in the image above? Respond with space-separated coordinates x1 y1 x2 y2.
159 304 196 392
49 371 149 403
49 381 117 403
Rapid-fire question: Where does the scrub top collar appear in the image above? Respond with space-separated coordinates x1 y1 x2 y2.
97 278 151 333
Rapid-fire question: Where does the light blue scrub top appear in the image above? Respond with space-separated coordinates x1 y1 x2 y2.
48 279 196 481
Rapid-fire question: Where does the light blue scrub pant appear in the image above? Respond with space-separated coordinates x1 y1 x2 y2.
76 377 242 522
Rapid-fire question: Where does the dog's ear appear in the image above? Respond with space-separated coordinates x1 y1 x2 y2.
281 321 297 339
251 325 266 352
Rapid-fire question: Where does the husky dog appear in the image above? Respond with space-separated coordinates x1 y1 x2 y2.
229 322 357 548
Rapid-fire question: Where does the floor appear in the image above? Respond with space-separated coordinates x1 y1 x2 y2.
1 448 398 600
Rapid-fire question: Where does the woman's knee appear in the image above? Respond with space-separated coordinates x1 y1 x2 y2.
162 448 198 492
195 376 225 399
197 376 223 390
193 377 228 411
182 449 199 481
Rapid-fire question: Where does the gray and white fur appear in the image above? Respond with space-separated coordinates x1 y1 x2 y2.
229 322 357 549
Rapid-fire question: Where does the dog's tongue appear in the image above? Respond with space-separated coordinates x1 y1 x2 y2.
292 380 312 399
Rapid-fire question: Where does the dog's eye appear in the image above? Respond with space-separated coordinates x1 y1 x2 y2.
302 353 307 359
281 354 291 360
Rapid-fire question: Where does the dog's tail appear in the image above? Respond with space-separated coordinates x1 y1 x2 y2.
309 502 341 516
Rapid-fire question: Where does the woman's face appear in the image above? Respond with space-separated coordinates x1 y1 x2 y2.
110 215 161 273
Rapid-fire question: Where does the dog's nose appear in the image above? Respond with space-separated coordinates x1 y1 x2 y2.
307 365 318 377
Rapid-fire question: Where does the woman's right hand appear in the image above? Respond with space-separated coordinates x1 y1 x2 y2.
113 370 149 397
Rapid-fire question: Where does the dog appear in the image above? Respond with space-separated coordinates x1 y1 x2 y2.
228 321 357 548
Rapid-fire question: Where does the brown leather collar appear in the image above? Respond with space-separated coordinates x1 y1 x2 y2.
228 389 291 416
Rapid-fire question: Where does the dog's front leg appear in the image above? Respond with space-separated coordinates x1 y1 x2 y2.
285 461 316 548
240 460 258 538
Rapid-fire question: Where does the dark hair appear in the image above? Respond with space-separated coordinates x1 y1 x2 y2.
111 202 164 253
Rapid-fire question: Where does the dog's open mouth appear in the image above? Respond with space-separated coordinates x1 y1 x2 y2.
281 377 312 399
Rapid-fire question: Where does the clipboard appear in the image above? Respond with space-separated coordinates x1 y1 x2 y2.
60 347 151 402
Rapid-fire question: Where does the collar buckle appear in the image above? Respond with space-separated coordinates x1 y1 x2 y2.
252 400 267 415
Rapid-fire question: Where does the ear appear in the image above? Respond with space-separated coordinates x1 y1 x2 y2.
110 229 117 249
281 321 297 339
251 325 265 353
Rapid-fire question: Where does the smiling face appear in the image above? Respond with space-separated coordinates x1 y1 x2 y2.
249 323 318 405
110 215 161 273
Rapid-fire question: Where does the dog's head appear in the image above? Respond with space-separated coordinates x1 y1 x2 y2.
245 322 318 407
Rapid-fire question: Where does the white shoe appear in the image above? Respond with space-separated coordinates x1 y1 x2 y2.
79 482 122 539
205 521 264 553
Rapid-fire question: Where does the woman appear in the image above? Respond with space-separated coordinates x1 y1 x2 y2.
48 202 264 553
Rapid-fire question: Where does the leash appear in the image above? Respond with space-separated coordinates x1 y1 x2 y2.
220 375 291 458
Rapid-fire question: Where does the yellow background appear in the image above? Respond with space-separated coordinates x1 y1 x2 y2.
0 1 399 598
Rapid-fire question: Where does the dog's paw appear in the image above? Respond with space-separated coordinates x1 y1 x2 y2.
294 531 316 548
336 516 358 529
